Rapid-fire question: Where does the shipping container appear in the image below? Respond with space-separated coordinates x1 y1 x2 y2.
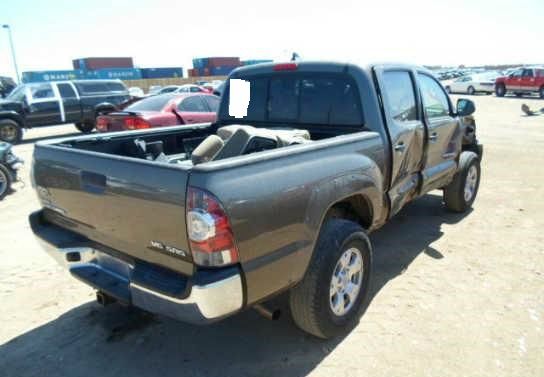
188 68 199 77
140 67 183 79
242 59 273 66
83 68 141 80
209 65 239 76
192 58 209 69
22 70 85 83
73 57 134 70
207 57 240 67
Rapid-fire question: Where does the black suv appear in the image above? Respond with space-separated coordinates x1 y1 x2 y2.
0 80 130 144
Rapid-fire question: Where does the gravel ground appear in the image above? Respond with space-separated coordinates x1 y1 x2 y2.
0 94 543 377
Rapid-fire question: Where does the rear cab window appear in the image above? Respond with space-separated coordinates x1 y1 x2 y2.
222 73 364 127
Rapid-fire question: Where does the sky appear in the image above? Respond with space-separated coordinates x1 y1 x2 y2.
0 0 542 80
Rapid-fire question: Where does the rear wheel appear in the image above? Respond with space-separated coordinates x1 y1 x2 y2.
443 151 481 213
289 218 372 339
467 86 475 95
0 164 12 200
495 84 506 97
75 121 95 133
0 119 23 144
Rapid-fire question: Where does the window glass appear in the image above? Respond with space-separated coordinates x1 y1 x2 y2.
203 95 220 112
381 71 417 122
522 69 534 78
160 87 178 94
126 94 174 112
190 86 201 92
511 69 523 78
76 82 109 94
418 74 450 118
106 82 127 92
29 83 54 99
57 83 76 98
6 85 26 101
179 96 207 112
224 74 363 126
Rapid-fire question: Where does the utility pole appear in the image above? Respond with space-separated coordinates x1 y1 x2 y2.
2 24 20 84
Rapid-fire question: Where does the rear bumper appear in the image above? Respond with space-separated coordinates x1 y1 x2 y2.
29 210 244 324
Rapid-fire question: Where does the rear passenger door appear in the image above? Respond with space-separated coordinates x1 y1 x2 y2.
56 82 81 123
520 69 535 92
417 73 461 193
375 69 425 216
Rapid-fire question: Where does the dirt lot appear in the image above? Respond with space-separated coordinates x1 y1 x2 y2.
1 94 543 377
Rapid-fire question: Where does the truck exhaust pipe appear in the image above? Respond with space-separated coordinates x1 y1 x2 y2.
253 303 281 320
96 291 116 306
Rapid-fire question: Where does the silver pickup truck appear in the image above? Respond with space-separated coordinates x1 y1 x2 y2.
30 62 482 339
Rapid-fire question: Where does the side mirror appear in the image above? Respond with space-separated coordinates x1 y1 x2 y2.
457 98 475 116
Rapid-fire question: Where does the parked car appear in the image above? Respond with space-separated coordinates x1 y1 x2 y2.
495 67 544 98
155 85 181 95
147 85 162 96
445 73 496 95
128 87 145 98
0 76 16 98
30 61 482 339
0 80 130 143
0 141 23 200
175 84 212 94
96 93 219 132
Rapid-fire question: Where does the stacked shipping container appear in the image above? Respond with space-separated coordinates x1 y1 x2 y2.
190 57 241 77
72 57 134 70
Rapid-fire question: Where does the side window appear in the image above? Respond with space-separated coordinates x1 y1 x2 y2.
76 82 109 94
178 96 207 112
57 83 76 98
29 83 54 100
511 69 523 78
381 71 418 122
522 69 534 78
203 95 220 112
190 86 200 92
418 74 450 119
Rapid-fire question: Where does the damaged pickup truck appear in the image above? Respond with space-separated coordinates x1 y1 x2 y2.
30 62 482 339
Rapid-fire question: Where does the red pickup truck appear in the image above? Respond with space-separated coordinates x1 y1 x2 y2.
495 67 544 98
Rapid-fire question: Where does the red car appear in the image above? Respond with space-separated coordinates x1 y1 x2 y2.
495 67 544 98
96 93 219 132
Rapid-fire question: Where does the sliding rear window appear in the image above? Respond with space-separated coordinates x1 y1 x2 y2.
224 74 364 126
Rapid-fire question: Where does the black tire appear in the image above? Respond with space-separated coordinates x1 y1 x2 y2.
467 86 475 95
443 151 481 213
539 86 544 99
0 119 23 144
289 219 372 339
75 121 95 133
0 164 12 200
495 84 506 97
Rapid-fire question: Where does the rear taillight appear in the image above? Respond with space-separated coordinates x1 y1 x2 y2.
96 117 108 132
123 117 150 130
186 187 239 267
273 63 298 71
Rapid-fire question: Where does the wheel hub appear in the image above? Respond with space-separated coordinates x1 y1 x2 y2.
0 125 17 141
329 247 364 316
464 165 478 202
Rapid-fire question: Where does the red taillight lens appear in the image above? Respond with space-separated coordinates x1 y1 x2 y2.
96 117 108 132
123 117 150 130
273 63 298 71
186 187 239 267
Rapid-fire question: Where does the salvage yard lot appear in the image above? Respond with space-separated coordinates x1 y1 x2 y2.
1 95 543 376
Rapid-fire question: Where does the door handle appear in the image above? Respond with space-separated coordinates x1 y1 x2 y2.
429 132 438 142
394 142 405 152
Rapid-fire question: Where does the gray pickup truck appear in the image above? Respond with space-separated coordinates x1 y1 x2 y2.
30 62 482 339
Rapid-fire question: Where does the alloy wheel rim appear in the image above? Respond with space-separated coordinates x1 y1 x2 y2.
464 165 478 202
0 125 17 142
329 247 364 316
